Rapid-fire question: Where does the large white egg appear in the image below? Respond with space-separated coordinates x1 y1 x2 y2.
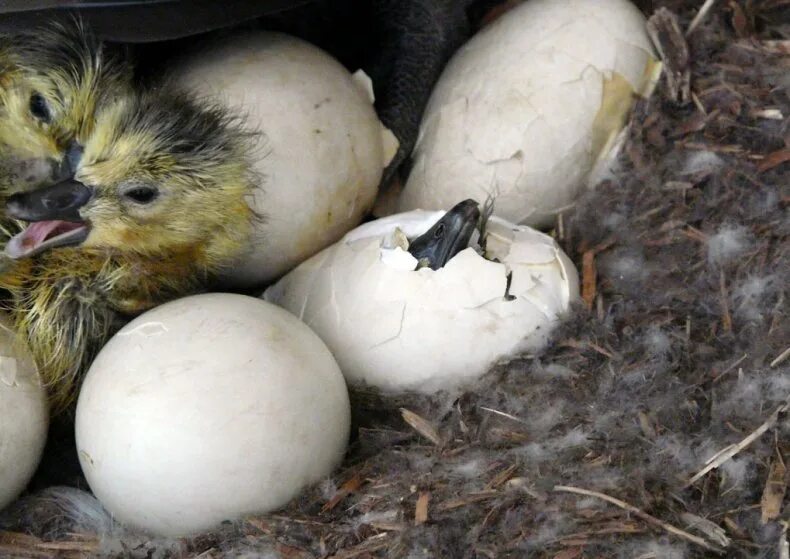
264 210 579 394
168 32 398 286
398 0 658 228
75 293 350 536
0 315 48 511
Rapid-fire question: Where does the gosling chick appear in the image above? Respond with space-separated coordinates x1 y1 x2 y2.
0 22 258 408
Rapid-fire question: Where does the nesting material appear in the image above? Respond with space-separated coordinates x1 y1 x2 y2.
168 32 398 286
398 0 659 228
0 315 48 511
264 210 579 394
74 294 350 536
2 2 788 558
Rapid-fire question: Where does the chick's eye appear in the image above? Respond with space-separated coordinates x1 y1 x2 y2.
434 224 446 238
123 186 159 205
29 93 51 123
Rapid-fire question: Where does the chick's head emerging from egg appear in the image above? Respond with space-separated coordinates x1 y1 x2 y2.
0 20 132 194
5 90 259 269
408 199 481 270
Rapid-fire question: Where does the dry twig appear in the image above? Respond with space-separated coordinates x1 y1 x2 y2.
770 346 790 368
686 396 790 487
554 485 725 553
687 0 719 34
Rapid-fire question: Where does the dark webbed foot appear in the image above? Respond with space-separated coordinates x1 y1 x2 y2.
365 0 474 185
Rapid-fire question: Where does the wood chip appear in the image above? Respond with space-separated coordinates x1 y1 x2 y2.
647 8 691 104
276 543 313 559
581 250 596 310
414 492 430 525
638 411 657 439
684 226 709 243
322 473 364 513
681 512 732 548
761 458 788 524
720 271 732 333
724 516 748 539
553 548 584 559
400 408 442 446
729 0 750 37
486 464 518 490
758 149 790 173
437 491 498 511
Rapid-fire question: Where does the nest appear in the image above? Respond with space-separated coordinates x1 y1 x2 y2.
1 0 788 557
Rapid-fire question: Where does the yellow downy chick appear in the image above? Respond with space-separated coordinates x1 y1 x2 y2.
0 21 259 409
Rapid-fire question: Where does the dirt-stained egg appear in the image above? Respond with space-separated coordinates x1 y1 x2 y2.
0 315 48 511
168 32 398 286
398 0 658 228
75 293 351 536
264 209 580 394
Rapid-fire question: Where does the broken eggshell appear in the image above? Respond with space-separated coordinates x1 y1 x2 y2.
168 32 398 286
264 210 579 394
0 314 48 512
398 0 659 228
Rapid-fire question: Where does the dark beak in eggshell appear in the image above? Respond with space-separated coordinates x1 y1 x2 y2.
408 199 481 270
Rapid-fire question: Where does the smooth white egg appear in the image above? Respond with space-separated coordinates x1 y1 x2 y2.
168 32 398 286
75 293 350 536
264 210 579 394
398 0 658 228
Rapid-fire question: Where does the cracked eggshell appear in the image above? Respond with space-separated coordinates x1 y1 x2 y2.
398 0 658 228
75 294 350 536
0 315 48 511
169 32 398 286
264 211 579 394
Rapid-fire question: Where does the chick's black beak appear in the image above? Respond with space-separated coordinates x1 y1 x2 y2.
408 199 481 270
6 179 92 222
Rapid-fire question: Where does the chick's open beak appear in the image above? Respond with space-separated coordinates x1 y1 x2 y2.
5 179 92 259
408 199 481 270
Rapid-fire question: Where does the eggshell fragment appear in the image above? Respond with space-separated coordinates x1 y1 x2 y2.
398 0 658 228
264 211 579 394
0 315 48 511
75 293 350 536
168 32 397 286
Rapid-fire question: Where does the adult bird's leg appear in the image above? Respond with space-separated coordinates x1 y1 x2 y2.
367 0 474 187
